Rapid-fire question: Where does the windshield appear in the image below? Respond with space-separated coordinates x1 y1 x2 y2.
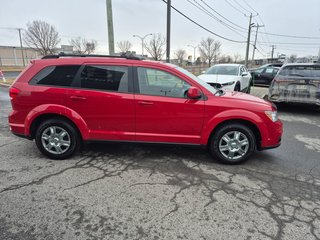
205 65 239 75
174 66 217 94
278 65 320 78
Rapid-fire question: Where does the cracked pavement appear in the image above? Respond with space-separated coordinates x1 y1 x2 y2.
0 86 320 240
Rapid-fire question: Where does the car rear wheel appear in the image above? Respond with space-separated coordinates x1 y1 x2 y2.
210 123 256 164
35 119 80 160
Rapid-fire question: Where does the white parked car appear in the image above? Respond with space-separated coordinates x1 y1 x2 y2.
198 64 252 92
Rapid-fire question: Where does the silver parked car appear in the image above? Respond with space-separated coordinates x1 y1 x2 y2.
268 63 320 106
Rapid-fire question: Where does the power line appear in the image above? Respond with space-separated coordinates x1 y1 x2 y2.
231 0 251 14
241 0 258 14
187 0 247 38
161 0 246 43
200 0 247 30
258 31 320 40
223 0 246 16
259 41 320 46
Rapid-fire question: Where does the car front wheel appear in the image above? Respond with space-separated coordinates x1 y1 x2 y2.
35 119 81 160
210 123 256 164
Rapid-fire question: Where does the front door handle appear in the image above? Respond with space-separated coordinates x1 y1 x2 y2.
70 95 87 100
138 101 154 105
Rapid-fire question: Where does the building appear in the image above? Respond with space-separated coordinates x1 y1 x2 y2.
0 45 74 66
0 45 40 66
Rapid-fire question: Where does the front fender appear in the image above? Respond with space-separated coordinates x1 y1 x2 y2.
200 109 267 145
25 104 90 140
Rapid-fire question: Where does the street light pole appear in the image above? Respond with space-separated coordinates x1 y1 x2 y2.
187 45 197 63
17 28 25 66
133 33 153 56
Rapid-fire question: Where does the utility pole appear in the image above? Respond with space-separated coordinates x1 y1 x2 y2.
187 45 197 63
106 0 115 55
17 28 25 66
251 24 264 61
271 45 276 59
133 34 153 56
245 13 253 67
166 0 171 63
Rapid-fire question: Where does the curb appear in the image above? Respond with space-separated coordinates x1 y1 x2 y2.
0 83 11 88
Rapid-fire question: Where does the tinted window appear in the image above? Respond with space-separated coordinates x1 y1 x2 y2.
279 65 320 78
80 65 128 92
265 67 274 74
206 65 239 75
137 67 191 98
31 65 80 87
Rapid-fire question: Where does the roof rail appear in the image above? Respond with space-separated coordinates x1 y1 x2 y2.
42 52 144 60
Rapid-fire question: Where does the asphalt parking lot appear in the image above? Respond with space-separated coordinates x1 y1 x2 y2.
0 86 320 240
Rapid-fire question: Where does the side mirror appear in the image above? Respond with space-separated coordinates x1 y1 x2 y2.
241 72 249 76
187 87 202 99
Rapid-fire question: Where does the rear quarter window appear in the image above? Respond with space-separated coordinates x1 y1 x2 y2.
30 65 81 87
80 65 129 92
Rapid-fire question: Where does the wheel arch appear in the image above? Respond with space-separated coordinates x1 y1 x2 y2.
25 104 89 140
205 119 262 149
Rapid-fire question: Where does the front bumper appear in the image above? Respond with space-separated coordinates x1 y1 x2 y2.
260 119 283 150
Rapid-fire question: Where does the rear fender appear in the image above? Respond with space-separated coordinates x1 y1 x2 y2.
25 104 90 139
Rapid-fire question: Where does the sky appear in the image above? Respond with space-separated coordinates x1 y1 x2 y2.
0 0 320 60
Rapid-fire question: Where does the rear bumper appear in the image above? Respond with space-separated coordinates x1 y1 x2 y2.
8 110 30 139
269 80 320 106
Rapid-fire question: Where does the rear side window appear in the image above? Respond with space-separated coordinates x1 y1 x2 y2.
279 66 320 78
30 65 80 87
80 65 128 92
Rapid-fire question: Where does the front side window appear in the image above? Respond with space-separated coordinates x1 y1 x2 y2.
137 67 191 98
80 65 129 92
30 65 80 87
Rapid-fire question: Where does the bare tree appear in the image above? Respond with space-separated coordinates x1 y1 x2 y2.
219 55 233 63
198 37 221 67
117 40 132 53
145 33 166 61
288 54 297 63
24 20 60 56
233 53 242 63
212 41 221 64
70 37 97 54
174 49 187 65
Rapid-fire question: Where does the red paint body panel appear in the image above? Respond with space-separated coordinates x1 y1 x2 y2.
8 57 283 152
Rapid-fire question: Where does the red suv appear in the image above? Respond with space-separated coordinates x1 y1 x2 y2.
8 54 282 164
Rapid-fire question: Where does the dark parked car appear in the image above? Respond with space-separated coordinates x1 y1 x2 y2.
250 63 282 86
269 63 320 106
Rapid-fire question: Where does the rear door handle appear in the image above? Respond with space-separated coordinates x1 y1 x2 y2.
70 95 87 100
138 101 154 105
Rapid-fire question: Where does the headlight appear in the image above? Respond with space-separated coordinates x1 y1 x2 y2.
265 110 278 122
222 81 235 86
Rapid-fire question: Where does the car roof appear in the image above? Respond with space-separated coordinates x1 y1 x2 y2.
282 63 320 67
33 56 168 68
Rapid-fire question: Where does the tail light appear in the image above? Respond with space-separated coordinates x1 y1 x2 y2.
9 87 20 100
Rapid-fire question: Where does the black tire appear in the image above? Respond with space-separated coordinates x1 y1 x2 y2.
35 118 81 160
234 82 241 92
209 123 256 164
246 84 251 94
